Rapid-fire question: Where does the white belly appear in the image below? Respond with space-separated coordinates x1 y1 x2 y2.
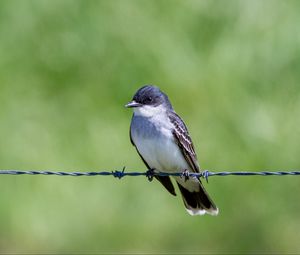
131 115 190 173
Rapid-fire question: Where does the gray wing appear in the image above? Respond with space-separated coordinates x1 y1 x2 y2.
168 111 200 173
129 117 176 196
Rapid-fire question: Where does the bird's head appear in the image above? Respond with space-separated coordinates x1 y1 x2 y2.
125 85 173 117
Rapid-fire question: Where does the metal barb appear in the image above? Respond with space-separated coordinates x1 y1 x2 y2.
201 170 210 183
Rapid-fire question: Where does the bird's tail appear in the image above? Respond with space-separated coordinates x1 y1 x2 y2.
176 177 218 216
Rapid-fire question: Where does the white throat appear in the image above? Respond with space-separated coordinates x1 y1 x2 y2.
133 104 167 118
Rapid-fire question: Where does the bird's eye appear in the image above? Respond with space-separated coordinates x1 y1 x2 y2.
147 96 152 102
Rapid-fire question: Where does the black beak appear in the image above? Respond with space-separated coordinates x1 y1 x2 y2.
125 100 142 108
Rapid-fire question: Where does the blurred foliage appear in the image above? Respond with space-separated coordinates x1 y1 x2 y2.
0 0 300 253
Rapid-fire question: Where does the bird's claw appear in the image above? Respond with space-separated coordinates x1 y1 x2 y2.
181 169 190 181
146 168 155 182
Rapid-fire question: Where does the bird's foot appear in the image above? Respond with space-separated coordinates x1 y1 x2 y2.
146 168 155 182
181 169 190 182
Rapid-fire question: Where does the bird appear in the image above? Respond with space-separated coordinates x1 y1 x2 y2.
125 85 218 216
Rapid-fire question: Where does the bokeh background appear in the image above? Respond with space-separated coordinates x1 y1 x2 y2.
0 0 300 253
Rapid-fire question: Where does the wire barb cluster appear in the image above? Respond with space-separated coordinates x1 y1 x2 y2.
0 169 300 181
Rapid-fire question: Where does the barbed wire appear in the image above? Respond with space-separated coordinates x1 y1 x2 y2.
0 168 300 182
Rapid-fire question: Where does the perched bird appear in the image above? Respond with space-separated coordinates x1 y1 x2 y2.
126 85 218 216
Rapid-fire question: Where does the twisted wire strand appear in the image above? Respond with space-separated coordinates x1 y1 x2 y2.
0 169 300 182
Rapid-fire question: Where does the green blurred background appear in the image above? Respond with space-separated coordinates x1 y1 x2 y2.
0 0 300 253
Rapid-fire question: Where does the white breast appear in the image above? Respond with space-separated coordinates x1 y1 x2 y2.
131 106 190 173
